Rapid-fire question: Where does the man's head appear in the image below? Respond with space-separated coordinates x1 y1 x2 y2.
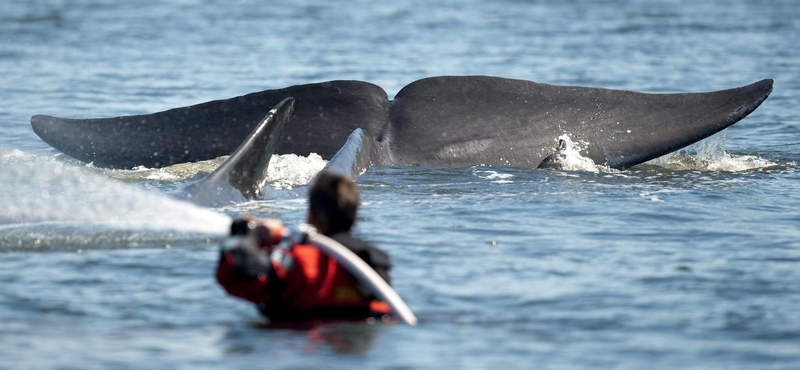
308 171 359 235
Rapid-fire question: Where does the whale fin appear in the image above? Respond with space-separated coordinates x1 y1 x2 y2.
298 129 388 195
178 98 294 207
315 128 389 180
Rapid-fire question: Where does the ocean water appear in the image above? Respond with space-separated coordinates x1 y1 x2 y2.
1 0 799 369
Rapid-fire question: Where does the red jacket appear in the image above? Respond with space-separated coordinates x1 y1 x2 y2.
216 238 390 321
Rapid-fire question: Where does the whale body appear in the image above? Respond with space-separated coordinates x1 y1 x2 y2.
31 76 773 172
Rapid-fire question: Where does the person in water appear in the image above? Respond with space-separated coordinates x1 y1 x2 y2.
216 171 392 321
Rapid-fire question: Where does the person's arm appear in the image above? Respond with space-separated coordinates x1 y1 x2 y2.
215 236 279 304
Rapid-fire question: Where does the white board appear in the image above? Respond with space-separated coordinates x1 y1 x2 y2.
302 225 418 325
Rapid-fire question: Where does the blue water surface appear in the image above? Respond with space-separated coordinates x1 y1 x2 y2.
1 0 799 369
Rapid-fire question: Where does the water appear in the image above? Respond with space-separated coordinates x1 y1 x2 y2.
2 0 799 368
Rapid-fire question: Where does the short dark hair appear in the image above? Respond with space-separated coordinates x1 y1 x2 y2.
309 171 359 235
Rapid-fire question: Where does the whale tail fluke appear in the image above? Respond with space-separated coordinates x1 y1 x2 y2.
598 78 774 168
31 77 773 173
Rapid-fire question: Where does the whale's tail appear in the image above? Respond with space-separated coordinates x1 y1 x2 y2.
176 98 294 207
594 78 774 168
31 77 773 172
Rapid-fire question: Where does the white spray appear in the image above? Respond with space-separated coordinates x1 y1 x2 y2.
646 130 776 171
0 149 231 234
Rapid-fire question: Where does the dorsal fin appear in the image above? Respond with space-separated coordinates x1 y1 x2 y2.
179 98 294 206
316 128 388 180
295 128 388 196
298 127 389 196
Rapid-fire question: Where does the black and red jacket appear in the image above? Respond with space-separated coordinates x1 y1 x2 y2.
216 233 391 321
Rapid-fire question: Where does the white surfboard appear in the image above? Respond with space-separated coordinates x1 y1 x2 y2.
300 224 418 325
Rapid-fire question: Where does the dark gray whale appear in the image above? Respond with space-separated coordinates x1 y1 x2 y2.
31 76 773 170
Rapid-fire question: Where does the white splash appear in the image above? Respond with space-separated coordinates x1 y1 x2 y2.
549 135 612 173
267 153 328 189
0 148 231 234
639 191 666 203
474 170 514 184
646 130 777 172
106 156 227 182
104 153 328 189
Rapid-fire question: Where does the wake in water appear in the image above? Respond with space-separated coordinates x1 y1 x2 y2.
0 149 331 251
105 153 328 190
108 156 228 182
645 130 777 171
543 130 776 173
0 149 232 250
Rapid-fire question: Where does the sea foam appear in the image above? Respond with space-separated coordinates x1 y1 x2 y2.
104 153 328 189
